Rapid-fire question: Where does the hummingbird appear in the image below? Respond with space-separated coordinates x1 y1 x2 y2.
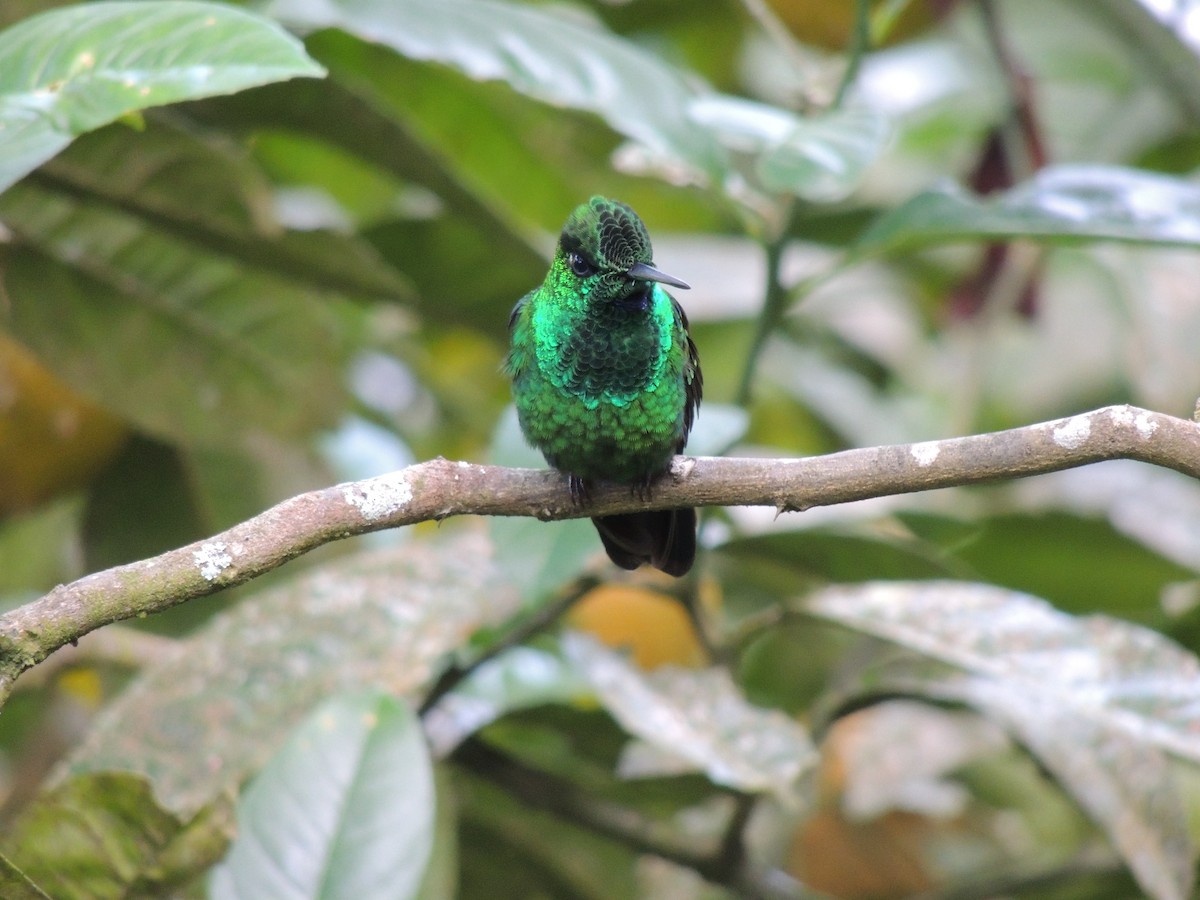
506 196 702 576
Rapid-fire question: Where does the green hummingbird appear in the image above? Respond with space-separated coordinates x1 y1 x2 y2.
506 196 702 576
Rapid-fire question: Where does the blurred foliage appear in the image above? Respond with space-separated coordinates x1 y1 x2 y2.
3 0 1200 897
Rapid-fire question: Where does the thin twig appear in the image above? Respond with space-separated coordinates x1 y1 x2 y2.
418 575 600 715
832 0 873 109
736 231 794 405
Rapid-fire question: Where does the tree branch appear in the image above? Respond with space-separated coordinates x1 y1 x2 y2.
2 404 1197 703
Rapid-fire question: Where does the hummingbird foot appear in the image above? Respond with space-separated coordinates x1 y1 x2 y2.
630 470 659 503
567 473 592 506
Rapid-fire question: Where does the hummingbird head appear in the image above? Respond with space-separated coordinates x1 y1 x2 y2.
555 196 689 310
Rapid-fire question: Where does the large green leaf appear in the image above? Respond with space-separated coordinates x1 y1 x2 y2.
266 0 726 188
36 120 414 301
61 533 518 819
0 1 323 193
899 511 1197 624
209 691 439 900
855 165 1200 256
0 178 358 447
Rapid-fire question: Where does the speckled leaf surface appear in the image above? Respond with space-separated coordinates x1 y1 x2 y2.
804 581 1200 900
804 580 1200 761
563 632 816 798
61 531 518 818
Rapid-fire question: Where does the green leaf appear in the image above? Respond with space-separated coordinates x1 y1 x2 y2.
209 691 438 900
0 772 233 900
0 178 359 447
38 120 413 301
899 511 1197 624
0 0 323 194
855 165 1200 257
63 533 519 819
563 632 816 797
718 527 962 587
266 0 726 187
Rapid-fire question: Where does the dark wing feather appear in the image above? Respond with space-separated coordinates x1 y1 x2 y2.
504 292 531 378
508 294 527 332
672 296 702 451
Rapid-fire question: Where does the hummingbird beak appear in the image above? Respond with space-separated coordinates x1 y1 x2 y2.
627 261 690 290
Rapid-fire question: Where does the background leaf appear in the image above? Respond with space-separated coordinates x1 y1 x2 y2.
0 773 232 900
0 0 323 193
209 691 439 900
803 580 1200 763
855 165 1200 256
62 532 519 818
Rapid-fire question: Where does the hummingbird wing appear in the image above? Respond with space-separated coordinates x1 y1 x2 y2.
504 291 535 378
507 294 527 331
672 296 703 450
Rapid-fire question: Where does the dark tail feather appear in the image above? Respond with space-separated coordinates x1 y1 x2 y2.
592 509 696 577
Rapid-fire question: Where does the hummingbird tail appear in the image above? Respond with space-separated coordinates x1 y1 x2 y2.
592 509 696 577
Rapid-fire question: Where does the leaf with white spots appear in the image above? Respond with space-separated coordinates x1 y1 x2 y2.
563 632 816 799
61 532 519 818
0 1 323 194
803 581 1200 900
803 580 1200 763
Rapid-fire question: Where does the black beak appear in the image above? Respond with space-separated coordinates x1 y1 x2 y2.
627 261 690 290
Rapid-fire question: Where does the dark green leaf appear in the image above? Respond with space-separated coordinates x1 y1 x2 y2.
0 0 323 193
0 179 358 447
209 691 438 900
899 511 1196 624
0 772 233 900
82 435 206 571
36 120 414 301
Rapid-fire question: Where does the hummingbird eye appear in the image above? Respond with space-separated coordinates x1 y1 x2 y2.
568 251 595 278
